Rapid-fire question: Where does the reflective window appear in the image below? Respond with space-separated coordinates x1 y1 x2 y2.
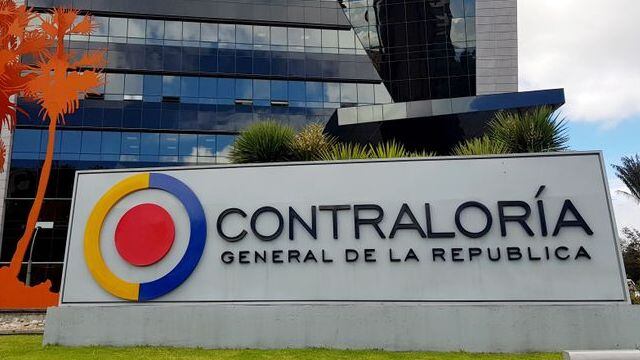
146 20 164 39
201 23 218 42
236 25 252 44
164 21 182 41
127 19 145 38
321 29 338 48
162 76 180 97
183 22 200 41
271 27 287 46
108 18 127 38
254 26 269 45
124 74 143 96
219 24 235 43
105 73 124 94
305 28 322 47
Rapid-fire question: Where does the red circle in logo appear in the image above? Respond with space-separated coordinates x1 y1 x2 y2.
115 203 175 267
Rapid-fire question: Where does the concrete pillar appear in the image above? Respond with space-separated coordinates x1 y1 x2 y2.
475 0 519 95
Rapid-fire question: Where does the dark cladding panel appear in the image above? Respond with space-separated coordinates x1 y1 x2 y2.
27 0 352 29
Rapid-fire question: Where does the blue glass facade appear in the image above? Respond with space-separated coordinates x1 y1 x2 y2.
1 0 488 292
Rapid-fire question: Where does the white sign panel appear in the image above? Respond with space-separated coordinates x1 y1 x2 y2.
61 152 628 304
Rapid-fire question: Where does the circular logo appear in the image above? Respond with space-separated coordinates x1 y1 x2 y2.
84 173 207 301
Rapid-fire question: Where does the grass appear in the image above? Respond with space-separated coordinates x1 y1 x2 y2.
0 335 562 360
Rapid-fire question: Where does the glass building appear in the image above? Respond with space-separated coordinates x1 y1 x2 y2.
0 0 564 299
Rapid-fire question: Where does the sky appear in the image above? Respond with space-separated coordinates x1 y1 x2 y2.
518 0 640 233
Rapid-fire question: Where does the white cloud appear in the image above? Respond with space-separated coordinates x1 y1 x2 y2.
518 0 640 127
609 177 640 234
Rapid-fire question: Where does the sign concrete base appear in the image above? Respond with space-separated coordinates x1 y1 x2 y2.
44 303 640 352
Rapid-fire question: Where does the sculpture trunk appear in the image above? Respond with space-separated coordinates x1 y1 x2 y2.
8 118 57 277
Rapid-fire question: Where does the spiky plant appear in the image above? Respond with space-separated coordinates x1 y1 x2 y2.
489 106 569 153
409 149 437 158
452 136 508 156
320 142 372 161
612 155 640 204
290 123 336 161
369 140 410 159
230 121 296 163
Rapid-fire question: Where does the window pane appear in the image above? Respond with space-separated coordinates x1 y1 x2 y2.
288 81 305 101
217 78 235 98
219 24 235 43
254 25 269 44
271 80 287 100
93 17 109 36
109 18 127 37
105 73 124 94
143 75 162 96
121 132 140 155
197 135 216 157
179 134 197 156
199 77 217 99
216 135 235 157
305 28 321 47
124 74 143 95
341 83 358 103
101 132 121 154
201 23 218 42
253 80 270 100
271 27 287 46
183 22 200 41
306 82 323 102
146 20 164 39
127 19 145 38
81 131 101 154
181 77 199 98
162 76 180 97
13 129 41 152
357 83 375 103
235 79 252 99
159 134 179 155
236 25 252 44
164 21 182 40
324 83 341 103
338 30 355 49
140 133 159 155
288 28 304 46
322 29 338 48
61 131 81 153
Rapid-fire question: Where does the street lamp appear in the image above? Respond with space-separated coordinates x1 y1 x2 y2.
25 221 54 287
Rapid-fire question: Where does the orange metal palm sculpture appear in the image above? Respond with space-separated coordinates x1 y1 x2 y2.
0 3 104 309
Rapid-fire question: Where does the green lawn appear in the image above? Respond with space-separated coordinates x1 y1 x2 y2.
0 335 561 360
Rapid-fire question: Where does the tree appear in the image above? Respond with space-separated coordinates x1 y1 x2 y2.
612 155 640 204
621 227 640 283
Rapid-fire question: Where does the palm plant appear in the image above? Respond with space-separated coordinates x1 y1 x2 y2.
230 121 296 163
452 136 508 156
320 142 371 161
7 8 104 277
613 155 640 204
369 139 409 158
290 123 336 161
489 106 569 153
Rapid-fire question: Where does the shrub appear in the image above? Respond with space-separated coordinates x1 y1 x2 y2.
320 142 372 161
369 140 410 158
489 106 569 153
290 124 337 161
230 121 295 163
452 136 508 156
